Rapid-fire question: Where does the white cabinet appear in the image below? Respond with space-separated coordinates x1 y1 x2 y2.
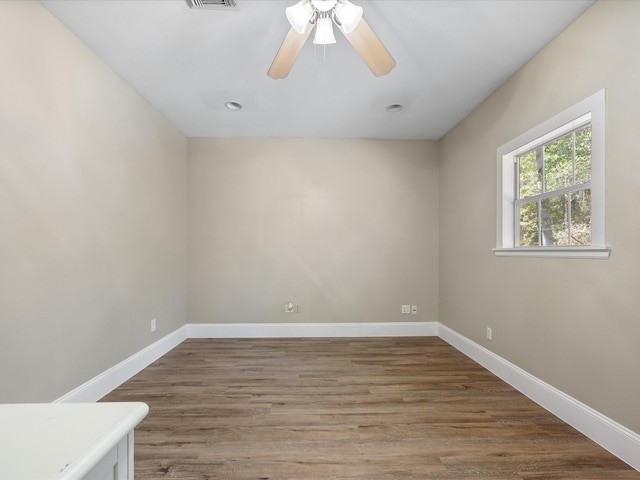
0 402 148 479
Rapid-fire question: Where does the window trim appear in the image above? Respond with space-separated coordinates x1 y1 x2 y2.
494 89 610 259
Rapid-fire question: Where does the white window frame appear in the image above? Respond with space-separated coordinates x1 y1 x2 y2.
494 89 610 259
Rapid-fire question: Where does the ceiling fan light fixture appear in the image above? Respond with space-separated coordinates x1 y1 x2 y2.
286 0 314 34
313 15 336 45
334 0 363 33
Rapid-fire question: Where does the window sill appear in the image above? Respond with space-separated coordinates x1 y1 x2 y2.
493 246 611 259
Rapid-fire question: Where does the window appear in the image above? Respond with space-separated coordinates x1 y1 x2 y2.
495 90 610 258
517 120 591 247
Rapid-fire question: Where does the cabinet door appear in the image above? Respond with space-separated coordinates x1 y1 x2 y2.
82 435 131 480
82 444 117 480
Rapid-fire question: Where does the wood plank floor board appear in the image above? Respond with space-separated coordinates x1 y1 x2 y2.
102 337 640 479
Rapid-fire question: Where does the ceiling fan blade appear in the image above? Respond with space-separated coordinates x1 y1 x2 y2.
342 18 395 77
267 24 313 79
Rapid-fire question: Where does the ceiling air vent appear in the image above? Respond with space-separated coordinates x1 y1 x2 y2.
186 0 237 9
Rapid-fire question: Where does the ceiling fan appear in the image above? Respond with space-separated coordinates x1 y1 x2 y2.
267 0 396 79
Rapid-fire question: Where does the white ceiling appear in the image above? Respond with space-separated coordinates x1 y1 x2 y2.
40 0 594 140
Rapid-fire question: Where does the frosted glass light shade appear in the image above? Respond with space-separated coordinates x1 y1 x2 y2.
286 0 314 34
313 16 336 44
311 0 337 12
334 0 363 33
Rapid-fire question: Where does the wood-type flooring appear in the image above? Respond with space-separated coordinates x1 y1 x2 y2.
102 337 640 479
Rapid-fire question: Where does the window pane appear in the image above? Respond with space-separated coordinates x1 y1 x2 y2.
571 189 591 245
575 125 592 185
544 133 573 192
518 148 542 199
541 195 568 246
519 201 539 246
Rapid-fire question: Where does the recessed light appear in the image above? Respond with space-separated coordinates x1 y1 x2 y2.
224 101 242 111
385 104 404 113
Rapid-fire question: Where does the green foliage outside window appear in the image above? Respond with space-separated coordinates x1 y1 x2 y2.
517 125 591 246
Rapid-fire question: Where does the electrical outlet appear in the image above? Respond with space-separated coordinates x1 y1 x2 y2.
294 304 301 313
486 327 492 340
401 305 411 314
151 318 157 332
284 302 294 313
411 305 417 314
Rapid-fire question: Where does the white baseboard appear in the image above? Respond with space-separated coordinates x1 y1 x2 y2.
187 321 439 338
438 324 640 471
54 320 639 472
54 325 188 403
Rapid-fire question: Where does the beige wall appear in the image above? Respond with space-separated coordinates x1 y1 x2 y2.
0 2 188 402
189 138 439 325
439 0 640 432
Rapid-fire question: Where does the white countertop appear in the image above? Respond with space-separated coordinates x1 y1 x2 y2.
0 402 148 479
